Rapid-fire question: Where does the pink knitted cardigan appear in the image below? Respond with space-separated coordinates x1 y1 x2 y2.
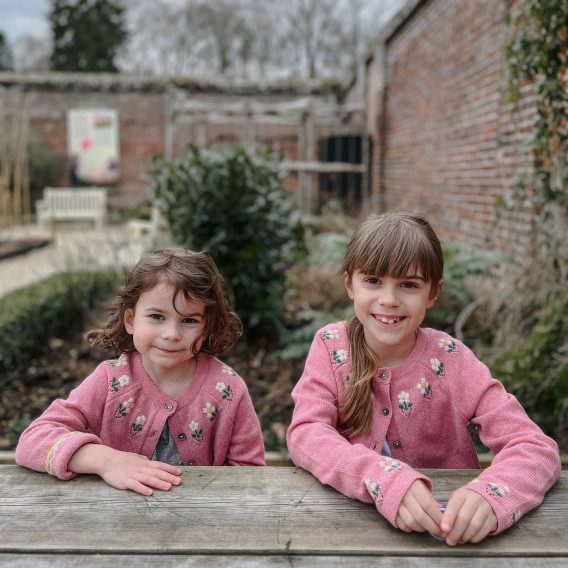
16 351 265 479
286 322 560 535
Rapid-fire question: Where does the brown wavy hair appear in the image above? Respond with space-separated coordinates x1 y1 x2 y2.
94 248 242 357
337 211 444 437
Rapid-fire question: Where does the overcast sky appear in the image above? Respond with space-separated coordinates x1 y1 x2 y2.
1 1 407 44
1 0 51 44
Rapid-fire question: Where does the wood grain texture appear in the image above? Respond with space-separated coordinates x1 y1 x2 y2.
0 556 566 568
0 466 565 559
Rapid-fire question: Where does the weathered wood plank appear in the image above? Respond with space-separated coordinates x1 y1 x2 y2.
0 555 564 568
0 466 565 558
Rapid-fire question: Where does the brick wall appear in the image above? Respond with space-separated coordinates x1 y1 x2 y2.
0 74 344 217
370 0 536 251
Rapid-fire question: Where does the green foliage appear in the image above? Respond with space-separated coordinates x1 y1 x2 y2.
486 2 568 447
506 0 568 214
49 0 128 72
0 31 14 71
0 271 121 380
423 247 504 338
152 146 306 343
28 138 66 200
488 302 568 444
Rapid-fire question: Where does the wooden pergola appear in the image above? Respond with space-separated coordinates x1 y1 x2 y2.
165 97 368 214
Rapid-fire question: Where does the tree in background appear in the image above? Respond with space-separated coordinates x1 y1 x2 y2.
13 35 51 72
117 0 403 80
49 0 128 72
0 32 15 71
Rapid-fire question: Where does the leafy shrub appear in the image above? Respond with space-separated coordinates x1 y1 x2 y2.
485 301 568 447
151 146 306 343
0 270 121 380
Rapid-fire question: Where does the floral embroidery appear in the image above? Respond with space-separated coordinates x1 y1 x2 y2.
115 397 134 418
110 374 130 392
365 479 383 501
131 415 146 435
345 375 350 382
322 329 340 340
398 391 412 416
379 457 401 472
216 382 233 401
108 358 127 368
332 349 349 364
190 421 203 442
439 338 458 353
221 364 237 376
417 378 432 399
430 358 445 376
203 402 217 421
486 482 510 498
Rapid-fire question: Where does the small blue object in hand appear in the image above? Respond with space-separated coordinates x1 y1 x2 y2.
429 506 447 542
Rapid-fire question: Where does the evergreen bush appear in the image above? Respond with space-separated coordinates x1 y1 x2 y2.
0 270 120 381
152 146 306 343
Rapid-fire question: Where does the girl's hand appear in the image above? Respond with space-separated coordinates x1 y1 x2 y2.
69 444 182 496
396 480 445 538
441 487 497 545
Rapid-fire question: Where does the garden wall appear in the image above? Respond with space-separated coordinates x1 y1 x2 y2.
0 74 344 215
367 0 536 250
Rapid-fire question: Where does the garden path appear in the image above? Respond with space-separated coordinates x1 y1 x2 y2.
0 224 151 298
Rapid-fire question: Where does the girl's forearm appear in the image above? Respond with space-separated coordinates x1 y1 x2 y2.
68 443 116 475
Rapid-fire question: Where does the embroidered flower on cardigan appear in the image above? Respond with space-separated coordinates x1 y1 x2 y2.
110 374 130 392
398 391 412 416
332 349 349 364
322 329 340 340
108 358 127 368
430 358 445 375
379 457 400 472
190 421 203 442
203 402 217 421
131 415 146 435
221 364 237 376
365 479 383 501
216 382 233 401
115 397 134 418
417 378 432 399
485 482 510 498
439 338 458 353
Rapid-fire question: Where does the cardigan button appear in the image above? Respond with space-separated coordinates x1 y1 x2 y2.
393 440 402 449
379 371 388 380
187 460 194 466
165 403 173 411
178 433 186 440
382 408 389 416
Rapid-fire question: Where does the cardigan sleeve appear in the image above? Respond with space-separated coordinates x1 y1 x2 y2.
15 362 109 480
440 339 561 534
286 327 432 527
224 386 265 467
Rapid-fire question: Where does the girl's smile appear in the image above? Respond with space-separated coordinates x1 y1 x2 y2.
345 269 441 367
124 282 207 390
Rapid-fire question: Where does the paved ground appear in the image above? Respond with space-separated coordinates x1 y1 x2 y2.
0 224 153 298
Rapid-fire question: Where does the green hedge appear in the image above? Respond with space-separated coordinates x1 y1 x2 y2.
0 271 121 380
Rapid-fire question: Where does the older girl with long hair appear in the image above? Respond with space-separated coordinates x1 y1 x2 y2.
287 211 559 545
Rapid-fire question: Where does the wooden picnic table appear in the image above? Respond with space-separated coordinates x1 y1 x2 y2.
0 465 565 567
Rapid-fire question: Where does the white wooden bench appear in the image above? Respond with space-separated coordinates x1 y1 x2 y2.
36 187 108 230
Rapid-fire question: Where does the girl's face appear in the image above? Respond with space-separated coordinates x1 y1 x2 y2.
345 267 442 367
124 282 206 381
